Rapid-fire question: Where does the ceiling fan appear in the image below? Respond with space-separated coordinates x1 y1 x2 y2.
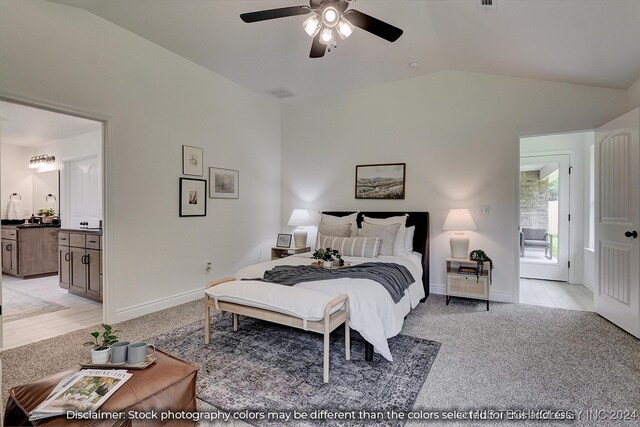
240 0 403 58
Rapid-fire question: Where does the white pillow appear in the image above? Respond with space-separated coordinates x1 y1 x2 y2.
405 225 415 253
321 212 359 237
316 233 381 258
359 222 400 256
363 215 407 256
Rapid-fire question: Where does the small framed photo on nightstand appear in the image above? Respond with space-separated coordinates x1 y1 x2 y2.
276 234 292 248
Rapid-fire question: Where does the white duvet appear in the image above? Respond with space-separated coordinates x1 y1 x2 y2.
234 252 425 361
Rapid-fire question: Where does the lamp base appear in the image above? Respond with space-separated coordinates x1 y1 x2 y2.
293 228 307 248
450 234 469 259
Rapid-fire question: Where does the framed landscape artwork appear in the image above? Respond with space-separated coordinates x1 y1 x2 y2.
276 233 292 248
179 178 207 217
209 167 239 199
182 145 203 176
355 163 406 199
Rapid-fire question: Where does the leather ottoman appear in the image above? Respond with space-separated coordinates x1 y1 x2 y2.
4 349 198 426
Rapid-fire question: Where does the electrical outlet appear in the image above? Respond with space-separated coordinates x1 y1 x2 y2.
479 205 490 215
205 262 212 274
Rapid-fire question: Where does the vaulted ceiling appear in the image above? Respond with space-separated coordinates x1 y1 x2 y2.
47 0 640 102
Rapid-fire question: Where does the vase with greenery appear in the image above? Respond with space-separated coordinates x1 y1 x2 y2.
84 324 119 364
311 247 344 267
469 249 493 284
37 208 56 224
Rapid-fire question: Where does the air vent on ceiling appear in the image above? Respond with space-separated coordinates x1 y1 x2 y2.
265 87 296 99
478 0 497 12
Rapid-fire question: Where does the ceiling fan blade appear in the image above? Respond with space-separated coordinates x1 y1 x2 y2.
344 9 403 42
309 34 326 58
240 6 311 23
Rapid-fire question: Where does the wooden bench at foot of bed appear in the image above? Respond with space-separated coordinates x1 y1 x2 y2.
204 277 350 383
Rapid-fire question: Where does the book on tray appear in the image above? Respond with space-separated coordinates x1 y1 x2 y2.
29 369 132 421
458 266 478 275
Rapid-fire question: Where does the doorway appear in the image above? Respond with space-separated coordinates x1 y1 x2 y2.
0 99 105 349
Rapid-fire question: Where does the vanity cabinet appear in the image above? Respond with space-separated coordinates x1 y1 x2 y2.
1 226 59 278
59 230 102 302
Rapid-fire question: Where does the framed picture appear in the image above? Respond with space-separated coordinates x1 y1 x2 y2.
179 178 207 217
209 167 239 199
182 145 203 176
276 233 292 248
355 163 406 199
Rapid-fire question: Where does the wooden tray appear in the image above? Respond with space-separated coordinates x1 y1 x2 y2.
311 261 351 269
79 355 157 370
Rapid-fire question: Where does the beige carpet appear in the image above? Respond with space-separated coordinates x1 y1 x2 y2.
2 295 639 426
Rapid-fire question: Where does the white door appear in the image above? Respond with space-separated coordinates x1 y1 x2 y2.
520 154 571 281
595 108 640 338
66 156 101 228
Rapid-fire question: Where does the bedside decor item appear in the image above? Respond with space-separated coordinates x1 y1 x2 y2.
209 167 239 199
469 249 493 285
182 145 203 176
288 208 312 248
355 163 406 199
311 247 344 267
276 233 292 248
84 324 119 364
442 208 477 258
179 178 207 217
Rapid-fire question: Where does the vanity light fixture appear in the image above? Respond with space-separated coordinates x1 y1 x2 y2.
28 154 56 169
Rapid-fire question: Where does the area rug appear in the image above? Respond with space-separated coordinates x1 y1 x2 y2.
151 315 440 427
2 286 67 322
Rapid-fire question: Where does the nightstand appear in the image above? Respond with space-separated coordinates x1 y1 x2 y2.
445 258 490 310
271 246 311 260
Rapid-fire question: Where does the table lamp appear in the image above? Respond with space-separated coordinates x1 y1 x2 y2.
288 209 311 248
442 208 477 259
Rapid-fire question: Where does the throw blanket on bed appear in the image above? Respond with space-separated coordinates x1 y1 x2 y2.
259 262 415 304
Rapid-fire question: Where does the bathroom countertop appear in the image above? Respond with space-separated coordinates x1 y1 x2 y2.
59 228 103 235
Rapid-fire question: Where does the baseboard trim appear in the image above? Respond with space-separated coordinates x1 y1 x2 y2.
114 288 202 323
430 284 515 303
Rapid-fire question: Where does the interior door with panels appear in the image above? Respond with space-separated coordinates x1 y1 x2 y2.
595 108 640 338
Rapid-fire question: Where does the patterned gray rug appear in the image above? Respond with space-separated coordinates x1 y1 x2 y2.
2 286 67 322
151 315 440 426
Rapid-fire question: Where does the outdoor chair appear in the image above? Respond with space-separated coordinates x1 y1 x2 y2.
520 227 553 259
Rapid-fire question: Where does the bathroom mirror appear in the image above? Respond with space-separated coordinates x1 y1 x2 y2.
33 170 59 215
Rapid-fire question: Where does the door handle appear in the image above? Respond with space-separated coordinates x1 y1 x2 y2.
625 230 638 238
64 252 70 262
6 243 11 251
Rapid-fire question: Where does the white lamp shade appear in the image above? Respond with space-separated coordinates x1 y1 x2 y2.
287 209 311 227
442 208 477 231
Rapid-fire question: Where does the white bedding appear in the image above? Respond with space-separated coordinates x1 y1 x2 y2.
234 251 425 361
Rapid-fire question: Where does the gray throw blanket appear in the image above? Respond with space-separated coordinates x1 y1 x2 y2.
260 262 415 304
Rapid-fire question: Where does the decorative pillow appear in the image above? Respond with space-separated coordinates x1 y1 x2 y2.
321 212 359 237
316 233 381 258
405 225 415 253
359 222 400 256
315 222 351 249
363 215 407 256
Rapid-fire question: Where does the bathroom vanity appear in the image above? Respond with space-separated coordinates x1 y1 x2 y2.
58 228 103 302
1 224 60 278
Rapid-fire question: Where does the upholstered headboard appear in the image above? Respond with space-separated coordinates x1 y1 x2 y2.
321 211 430 300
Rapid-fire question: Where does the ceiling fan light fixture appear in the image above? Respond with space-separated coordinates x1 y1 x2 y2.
303 14 321 37
319 27 336 46
336 17 354 39
322 6 339 27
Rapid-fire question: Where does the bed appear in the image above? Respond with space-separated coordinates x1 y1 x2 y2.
230 211 430 362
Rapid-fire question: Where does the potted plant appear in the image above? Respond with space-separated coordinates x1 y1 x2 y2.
37 208 56 224
312 247 345 268
84 324 119 364
469 249 493 285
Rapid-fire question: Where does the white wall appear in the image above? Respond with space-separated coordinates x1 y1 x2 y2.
0 0 282 322
520 131 592 285
0 143 33 218
281 71 627 302
628 75 640 110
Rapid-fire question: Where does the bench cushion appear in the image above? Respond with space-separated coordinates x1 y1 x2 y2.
206 280 344 321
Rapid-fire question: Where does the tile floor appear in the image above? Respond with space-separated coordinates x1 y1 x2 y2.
519 278 594 311
1 275 102 350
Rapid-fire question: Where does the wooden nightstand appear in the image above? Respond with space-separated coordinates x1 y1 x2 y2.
445 258 490 310
271 246 311 260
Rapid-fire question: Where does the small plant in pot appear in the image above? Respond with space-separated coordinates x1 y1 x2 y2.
84 324 119 364
312 247 344 268
37 208 56 224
